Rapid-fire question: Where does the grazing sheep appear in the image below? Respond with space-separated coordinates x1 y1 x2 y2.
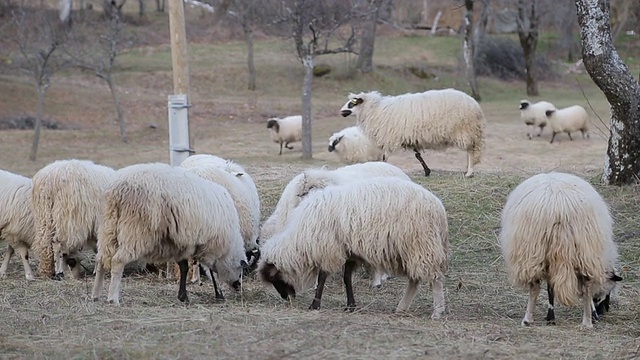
340 89 486 177
32 159 115 280
545 105 590 144
267 115 302 155
258 177 449 319
0 170 35 280
327 125 387 164
91 162 248 305
499 172 622 328
519 100 556 139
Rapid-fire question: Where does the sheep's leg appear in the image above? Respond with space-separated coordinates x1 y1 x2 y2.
372 270 389 289
165 262 174 280
177 259 190 303
0 244 15 279
92 260 106 301
396 278 420 313
278 142 283 155
14 245 35 281
521 280 540 326
66 254 82 280
284 142 293 150
53 244 65 280
309 270 329 310
545 282 556 325
413 148 431 177
582 284 594 328
107 261 126 305
190 259 201 285
550 132 558 144
465 151 474 178
567 132 573 141
431 274 446 319
343 259 358 311
210 268 225 301
537 124 545 137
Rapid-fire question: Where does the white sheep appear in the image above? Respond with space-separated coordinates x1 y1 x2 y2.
267 115 302 155
258 177 449 319
499 172 622 328
519 100 557 139
545 105 590 144
340 89 486 177
91 162 248 305
32 159 116 280
0 170 35 280
327 125 387 164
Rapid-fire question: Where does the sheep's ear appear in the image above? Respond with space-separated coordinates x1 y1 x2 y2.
235 172 245 178
355 97 364 105
545 109 555 117
240 259 249 269
335 135 344 144
610 274 623 282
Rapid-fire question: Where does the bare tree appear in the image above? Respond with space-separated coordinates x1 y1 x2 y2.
356 0 384 73
103 0 126 18
69 8 128 142
156 0 165 12
286 0 356 159
229 0 260 90
11 9 69 161
517 0 539 96
462 0 480 101
576 0 640 185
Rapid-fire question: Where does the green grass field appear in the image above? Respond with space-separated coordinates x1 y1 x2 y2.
0 7 639 359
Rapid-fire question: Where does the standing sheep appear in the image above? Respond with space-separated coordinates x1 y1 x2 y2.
0 170 35 280
519 100 556 139
32 159 115 280
499 172 622 328
327 125 387 164
545 105 590 144
340 89 486 177
258 177 449 319
91 162 248 305
267 115 302 155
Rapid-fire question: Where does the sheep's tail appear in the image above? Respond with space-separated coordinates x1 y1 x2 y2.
33 194 55 278
547 223 580 307
97 191 120 271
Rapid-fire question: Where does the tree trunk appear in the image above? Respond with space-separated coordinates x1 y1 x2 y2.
30 86 46 161
105 75 127 143
156 0 164 12
517 0 539 96
244 23 256 91
301 55 314 160
422 0 428 24
356 0 384 73
463 0 480 101
138 0 145 16
576 0 640 185
559 2 577 62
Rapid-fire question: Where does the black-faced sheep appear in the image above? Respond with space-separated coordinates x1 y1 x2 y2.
545 105 590 144
91 163 248 305
0 170 35 280
499 172 622 328
267 115 302 155
32 159 115 280
327 125 386 164
519 100 556 139
340 89 486 177
258 177 449 319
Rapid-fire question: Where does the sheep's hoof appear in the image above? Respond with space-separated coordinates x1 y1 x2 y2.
521 320 532 326
546 320 556 326
464 173 474 178
25 274 35 281
214 294 225 302
431 312 444 320
92 297 100 302
52 272 64 281
178 293 189 303
309 299 321 310
0 273 7 279
344 304 356 312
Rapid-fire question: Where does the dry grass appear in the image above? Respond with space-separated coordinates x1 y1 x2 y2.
1 11 640 359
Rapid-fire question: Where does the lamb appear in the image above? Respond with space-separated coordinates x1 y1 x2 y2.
0 170 35 280
267 115 302 155
258 177 449 319
31 159 116 280
545 105 590 144
340 89 486 177
327 125 387 164
499 172 622 328
519 100 556 139
91 162 248 305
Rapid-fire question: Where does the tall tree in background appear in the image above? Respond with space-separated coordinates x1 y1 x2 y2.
356 0 384 73
287 0 356 159
11 9 69 161
517 0 539 96
576 0 640 185
462 0 480 100
229 0 260 90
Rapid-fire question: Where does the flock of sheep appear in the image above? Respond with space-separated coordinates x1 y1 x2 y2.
0 88 615 329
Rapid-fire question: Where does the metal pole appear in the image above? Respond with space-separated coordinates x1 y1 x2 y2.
167 0 192 167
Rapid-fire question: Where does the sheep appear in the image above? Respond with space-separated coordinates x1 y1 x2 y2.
545 105 590 144
91 162 249 305
519 100 556 139
31 159 116 280
340 89 486 177
258 177 449 319
266 115 302 155
327 125 387 164
0 170 35 280
499 172 622 328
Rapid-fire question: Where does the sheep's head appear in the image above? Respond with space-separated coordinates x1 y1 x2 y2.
519 100 531 110
340 96 364 117
259 262 296 300
266 118 280 132
215 252 250 291
592 272 623 318
328 134 343 152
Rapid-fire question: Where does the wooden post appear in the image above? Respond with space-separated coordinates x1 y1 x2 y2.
167 0 192 168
